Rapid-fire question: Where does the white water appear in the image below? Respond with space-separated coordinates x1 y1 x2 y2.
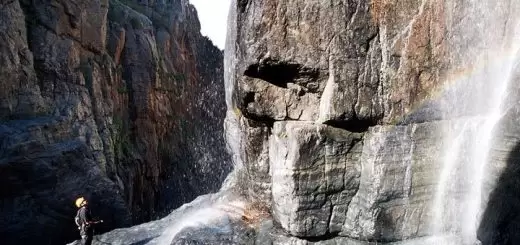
161 1 520 244
156 193 246 244
432 4 520 242
156 1 248 243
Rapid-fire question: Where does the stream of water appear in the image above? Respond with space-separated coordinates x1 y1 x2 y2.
432 1 520 242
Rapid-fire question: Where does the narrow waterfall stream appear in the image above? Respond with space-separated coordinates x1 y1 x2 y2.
432 1 520 243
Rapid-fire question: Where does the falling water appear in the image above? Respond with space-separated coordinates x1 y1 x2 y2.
222 0 243 174
156 193 246 244
432 1 520 243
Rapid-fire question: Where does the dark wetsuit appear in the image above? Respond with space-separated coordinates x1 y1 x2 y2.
76 206 94 245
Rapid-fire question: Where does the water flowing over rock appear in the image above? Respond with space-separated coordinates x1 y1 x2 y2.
0 0 230 244
65 191 267 245
220 0 520 244
6 0 520 244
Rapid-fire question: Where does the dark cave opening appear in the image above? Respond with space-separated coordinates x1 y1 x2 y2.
244 59 319 90
323 118 376 133
244 61 301 88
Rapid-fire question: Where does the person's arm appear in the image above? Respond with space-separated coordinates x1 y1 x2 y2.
85 207 93 223
84 207 103 224
74 211 81 228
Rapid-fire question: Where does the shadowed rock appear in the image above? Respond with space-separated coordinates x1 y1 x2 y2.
0 0 230 244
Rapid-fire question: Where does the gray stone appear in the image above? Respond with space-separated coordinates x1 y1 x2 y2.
270 121 362 237
170 219 255 245
0 0 46 119
268 234 467 245
342 122 445 241
224 0 520 243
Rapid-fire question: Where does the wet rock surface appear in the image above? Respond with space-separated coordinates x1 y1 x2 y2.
170 221 255 245
66 193 257 245
224 0 520 244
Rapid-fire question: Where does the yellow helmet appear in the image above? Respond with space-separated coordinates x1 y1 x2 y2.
75 197 85 208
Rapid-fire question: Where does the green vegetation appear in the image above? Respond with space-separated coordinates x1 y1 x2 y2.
100 52 113 65
117 86 128 94
173 73 186 82
154 71 186 94
107 0 126 22
150 12 171 31
108 0 149 30
130 17 144 29
277 131 288 139
115 0 173 32
119 0 148 13
232 107 242 118
166 72 186 82
112 116 132 160
155 87 175 93
78 57 93 88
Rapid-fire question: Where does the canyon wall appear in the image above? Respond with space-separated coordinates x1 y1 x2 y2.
0 0 230 244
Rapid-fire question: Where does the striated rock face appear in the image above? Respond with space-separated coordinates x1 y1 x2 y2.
0 0 230 244
270 122 363 237
224 0 520 244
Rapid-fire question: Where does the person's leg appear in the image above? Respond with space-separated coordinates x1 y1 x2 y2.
81 235 88 245
85 227 94 245
85 234 93 245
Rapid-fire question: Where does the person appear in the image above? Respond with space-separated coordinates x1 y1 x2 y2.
74 197 102 245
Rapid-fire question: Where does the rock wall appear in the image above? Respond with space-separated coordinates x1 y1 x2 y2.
225 0 520 244
0 0 230 244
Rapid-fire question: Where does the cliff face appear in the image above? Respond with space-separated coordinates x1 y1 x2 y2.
44 0 520 244
225 0 520 244
0 0 230 244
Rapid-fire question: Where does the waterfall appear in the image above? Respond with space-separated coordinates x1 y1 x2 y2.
157 1 247 243
156 193 246 245
432 1 520 243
